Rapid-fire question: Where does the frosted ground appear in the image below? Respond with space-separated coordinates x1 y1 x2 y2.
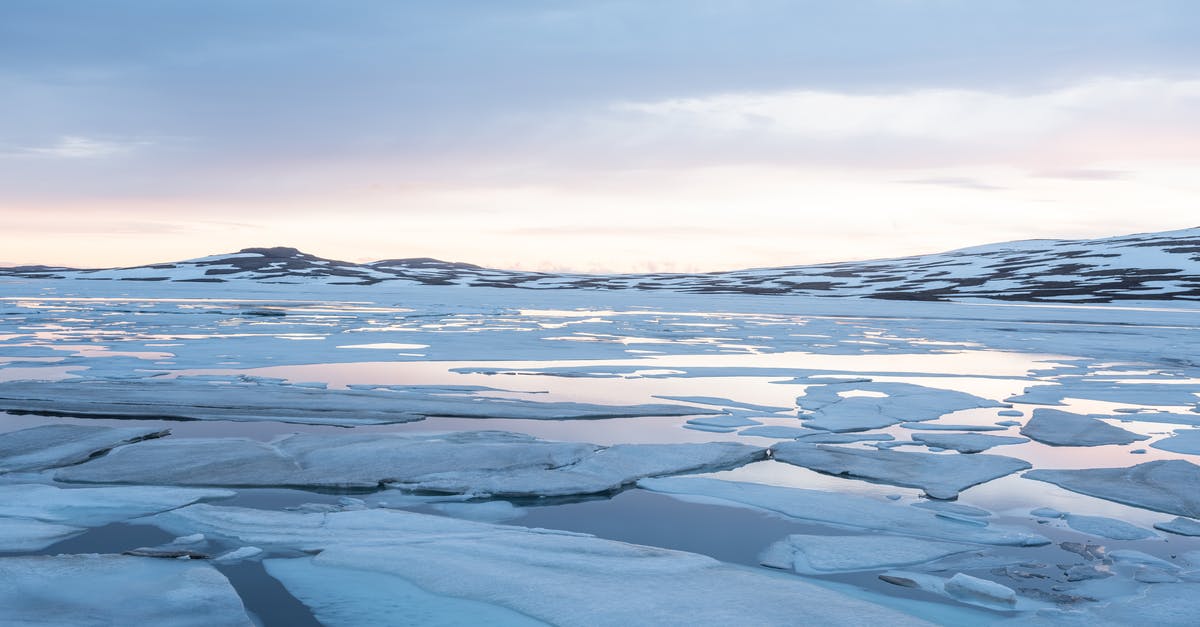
2 278 1200 625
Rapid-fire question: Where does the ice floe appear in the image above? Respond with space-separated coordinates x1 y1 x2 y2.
1020 409 1148 447
0 424 168 474
0 378 715 425
796 382 1004 433
1025 460 1200 518
147 504 931 626
0 555 251 626
1063 514 1157 540
1150 429 1200 455
760 534 975 575
638 477 1048 545
910 432 1029 453
57 431 765 496
771 443 1031 499
1154 517 1200 536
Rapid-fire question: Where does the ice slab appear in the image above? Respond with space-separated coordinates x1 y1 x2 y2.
1154 517 1200 536
1064 514 1157 540
0 483 233 550
1150 429 1200 456
58 431 765 496
738 425 819 439
901 423 1008 432
0 378 715 426
879 571 1022 611
910 432 1029 454
1020 410 1148 447
638 477 1048 546
796 432 895 444
1025 460 1200 518
686 414 763 429
0 555 251 626
771 443 1031 499
0 424 168 473
655 395 793 413
760 534 975 575
148 504 931 626
797 382 1004 433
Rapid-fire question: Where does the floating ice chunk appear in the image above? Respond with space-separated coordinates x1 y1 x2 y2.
1020 409 1148 447
760 534 975 575
997 410 1023 417
1155 517 1200 536
430 501 526 523
1007 381 1200 408
995 420 1022 427
214 546 264 563
0 483 233 527
683 423 736 433
901 423 1008 432
639 477 1048 546
1030 507 1065 519
58 431 764 497
655 395 793 413
150 505 930 626
943 573 1017 609
797 382 1003 433
1107 549 1178 571
879 571 1020 611
1151 429 1200 456
0 517 83 551
686 414 763 429
1025 460 1200 518
264 557 549 627
738 425 819 439
796 432 894 444
0 379 715 426
0 555 251 626
910 432 1028 453
912 501 992 518
1064 514 1156 540
0 424 168 473
771 443 1031 499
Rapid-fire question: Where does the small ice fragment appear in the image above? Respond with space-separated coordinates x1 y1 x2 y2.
1030 507 1065 519
214 547 263 563
943 573 1017 609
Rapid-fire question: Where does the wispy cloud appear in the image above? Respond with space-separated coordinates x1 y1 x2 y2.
900 177 1006 191
1032 168 1130 180
11 135 151 159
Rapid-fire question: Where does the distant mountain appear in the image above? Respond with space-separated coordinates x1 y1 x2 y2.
4 229 1199 303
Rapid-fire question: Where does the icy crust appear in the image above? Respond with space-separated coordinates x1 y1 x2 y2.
1019 409 1148 447
0 484 234 551
146 505 931 627
759 534 975 575
796 382 1005 433
0 555 252 626
0 424 168 473
638 477 1049 546
771 442 1031 499
1025 460 1200 518
56 431 766 496
0 378 716 426
909 432 1029 453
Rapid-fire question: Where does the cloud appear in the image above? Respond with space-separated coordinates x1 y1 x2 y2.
1032 168 1130 180
6 135 151 159
900 177 1006 191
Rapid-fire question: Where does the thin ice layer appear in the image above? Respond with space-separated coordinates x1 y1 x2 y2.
638 477 1048 546
759 534 975 574
771 442 1031 499
0 424 168 473
1024 460 1200 518
57 431 765 496
0 555 251 626
146 504 930 627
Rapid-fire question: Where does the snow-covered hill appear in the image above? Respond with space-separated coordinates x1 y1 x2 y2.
4 229 1199 303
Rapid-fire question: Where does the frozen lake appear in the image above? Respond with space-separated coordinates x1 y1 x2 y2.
2 279 1200 625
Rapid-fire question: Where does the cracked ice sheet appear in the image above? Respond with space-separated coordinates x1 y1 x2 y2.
0 377 715 425
796 382 1005 433
771 442 1031 500
56 431 765 496
1024 460 1200 518
759 534 976 575
144 504 930 627
0 555 252 626
1019 409 1148 447
0 424 168 473
637 477 1048 546
0 484 232 551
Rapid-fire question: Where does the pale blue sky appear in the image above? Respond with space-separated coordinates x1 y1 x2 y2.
2 1 1198 270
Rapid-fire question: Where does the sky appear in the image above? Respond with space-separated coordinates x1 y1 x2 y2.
2 1 1198 272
